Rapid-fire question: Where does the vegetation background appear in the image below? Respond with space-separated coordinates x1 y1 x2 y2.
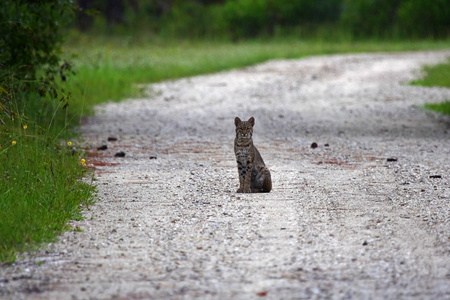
1 0 449 262
74 0 449 40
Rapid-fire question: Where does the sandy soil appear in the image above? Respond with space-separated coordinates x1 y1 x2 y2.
1 51 450 300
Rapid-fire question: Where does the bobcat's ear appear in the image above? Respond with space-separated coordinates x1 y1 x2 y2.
235 117 241 126
248 117 255 127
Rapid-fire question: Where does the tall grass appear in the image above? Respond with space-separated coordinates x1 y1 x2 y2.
0 81 94 263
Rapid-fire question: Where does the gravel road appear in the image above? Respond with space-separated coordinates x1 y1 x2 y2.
1 51 450 299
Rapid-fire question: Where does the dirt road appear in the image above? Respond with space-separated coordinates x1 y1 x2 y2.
1 51 450 299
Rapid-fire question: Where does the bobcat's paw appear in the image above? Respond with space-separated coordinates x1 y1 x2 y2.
237 187 251 193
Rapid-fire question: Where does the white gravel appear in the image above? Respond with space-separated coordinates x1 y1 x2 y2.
1 51 450 300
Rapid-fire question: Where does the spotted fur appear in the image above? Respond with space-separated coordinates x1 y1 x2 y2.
234 117 272 193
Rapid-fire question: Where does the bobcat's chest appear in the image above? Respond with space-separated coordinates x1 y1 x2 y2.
235 147 252 166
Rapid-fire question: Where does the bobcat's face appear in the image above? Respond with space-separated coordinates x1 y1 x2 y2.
235 117 255 140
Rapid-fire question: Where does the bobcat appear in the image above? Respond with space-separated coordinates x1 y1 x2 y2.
234 117 272 193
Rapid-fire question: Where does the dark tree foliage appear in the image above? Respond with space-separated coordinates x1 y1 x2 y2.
0 0 75 82
341 0 403 37
76 0 133 32
341 0 450 38
222 0 342 38
398 0 450 38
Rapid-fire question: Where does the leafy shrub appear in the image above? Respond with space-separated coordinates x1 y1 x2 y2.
0 0 76 128
341 0 449 39
221 0 341 39
340 0 403 38
0 0 75 81
270 0 341 26
160 2 224 39
222 0 269 38
398 0 450 38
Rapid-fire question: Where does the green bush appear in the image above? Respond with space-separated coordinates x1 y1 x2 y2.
0 0 77 135
398 0 450 38
270 0 341 26
160 2 224 39
221 0 342 39
340 0 450 39
0 0 74 82
0 0 76 127
222 0 269 38
340 0 403 38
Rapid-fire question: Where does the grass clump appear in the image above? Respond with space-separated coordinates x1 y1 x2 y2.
412 59 450 115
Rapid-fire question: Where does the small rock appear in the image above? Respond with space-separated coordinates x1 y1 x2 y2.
97 145 107 151
115 151 126 157
150 156 157 159
386 157 398 162
362 240 368 246
311 142 318 149
429 175 441 179
107 137 118 142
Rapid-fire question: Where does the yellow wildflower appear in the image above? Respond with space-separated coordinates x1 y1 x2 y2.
67 141 72 146
23 125 27 130
12 141 16 145
81 159 86 166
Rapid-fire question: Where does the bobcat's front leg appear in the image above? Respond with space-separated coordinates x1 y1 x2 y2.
237 167 245 193
237 162 252 193
242 163 252 193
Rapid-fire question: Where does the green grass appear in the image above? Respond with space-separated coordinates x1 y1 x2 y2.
413 61 450 88
0 84 95 263
412 60 450 115
2 35 449 263
62 35 450 107
423 101 450 115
